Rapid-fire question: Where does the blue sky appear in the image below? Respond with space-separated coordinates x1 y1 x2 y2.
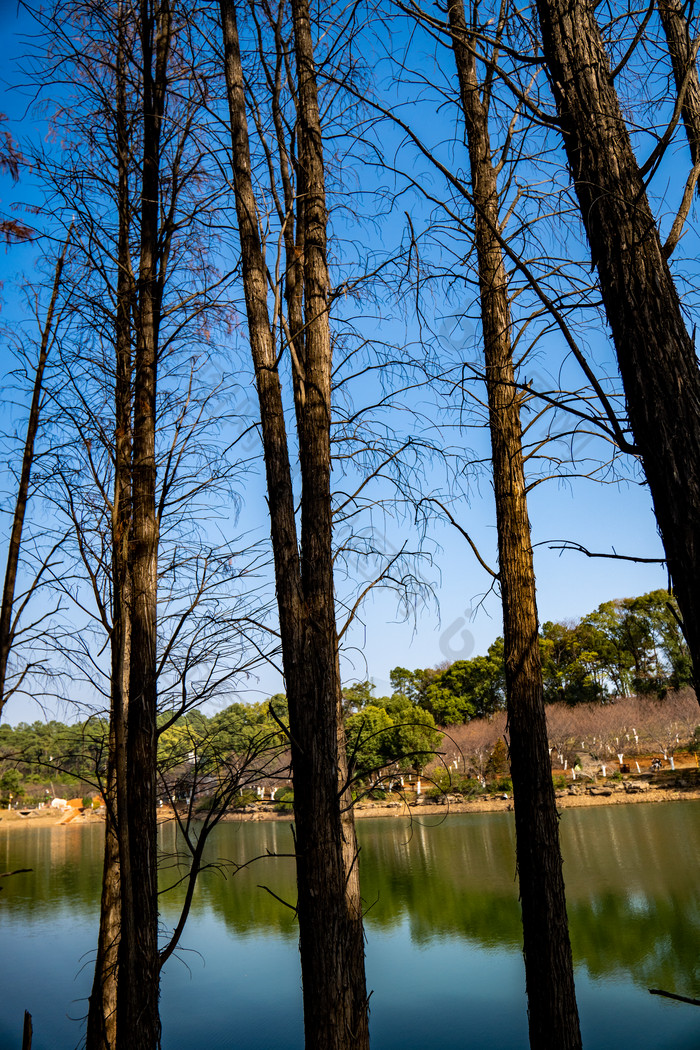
0 1 673 722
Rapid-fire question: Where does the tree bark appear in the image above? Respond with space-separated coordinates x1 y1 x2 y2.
657 0 700 172
289 2 370 1045
219 3 370 1046
535 0 700 697
446 4 582 1046
0 232 71 722
86 10 132 1044
85 722 121 1050
116 4 171 1048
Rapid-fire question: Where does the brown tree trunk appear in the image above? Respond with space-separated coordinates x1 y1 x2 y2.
290 2 369 1044
116 4 171 1048
0 232 71 722
535 0 700 697
446 4 582 1046
86 720 121 1050
657 0 700 172
219 4 369 1046
86 11 132 1044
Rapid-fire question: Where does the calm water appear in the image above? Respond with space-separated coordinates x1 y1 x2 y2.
2 803 700 1049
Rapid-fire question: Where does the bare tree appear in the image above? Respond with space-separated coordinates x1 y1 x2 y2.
441 3 581 1043
21 2 268 1045
0 230 72 723
219 2 370 1046
533 0 700 698
657 0 700 176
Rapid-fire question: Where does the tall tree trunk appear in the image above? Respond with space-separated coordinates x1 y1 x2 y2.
0 232 71 722
219 4 370 1046
657 0 700 172
289 1 370 1044
535 0 700 697
116 4 170 1048
86 10 132 1043
446 4 581 1045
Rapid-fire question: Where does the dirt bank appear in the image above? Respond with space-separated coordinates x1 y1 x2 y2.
0 807 106 829
2 776 699 830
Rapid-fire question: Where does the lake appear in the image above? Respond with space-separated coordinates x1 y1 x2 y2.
2 802 700 1049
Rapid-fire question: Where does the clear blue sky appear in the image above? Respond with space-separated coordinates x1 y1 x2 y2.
0 1 671 723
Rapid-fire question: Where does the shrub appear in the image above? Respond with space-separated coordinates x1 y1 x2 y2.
426 768 485 798
232 789 258 809
274 788 294 812
195 794 216 813
426 767 458 796
485 738 510 777
458 777 485 797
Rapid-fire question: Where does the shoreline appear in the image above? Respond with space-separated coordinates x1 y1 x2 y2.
3 777 700 829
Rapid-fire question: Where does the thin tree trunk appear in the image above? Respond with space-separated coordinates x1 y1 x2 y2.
85 721 121 1050
116 4 170 1048
446 4 581 1045
657 0 700 173
0 231 71 722
535 0 700 698
289 3 369 1045
219 4 369 1046
86 10 132 1043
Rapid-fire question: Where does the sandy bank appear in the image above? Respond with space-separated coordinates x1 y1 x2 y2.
2 778 699 830
0 807 106 830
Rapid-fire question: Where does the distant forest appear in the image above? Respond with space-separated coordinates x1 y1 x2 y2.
353 588 692 725
1 588 693 804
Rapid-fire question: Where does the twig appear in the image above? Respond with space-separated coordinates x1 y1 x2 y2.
649 988 700 1006
542 540 665 564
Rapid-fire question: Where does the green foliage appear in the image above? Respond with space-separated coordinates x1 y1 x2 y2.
552 774 567 790
344 689 443 781
346 705 396 779
427 767 485 798
383 695 442 773
342 681 375 713
388 642 505 728
232 789 258 809
0 767 22 803
386 590 690 732
540 620 606 705
541 589 691 704
389 666 440 706
0 718 110 786
422 640 506 725
274 788 294 812
0 698 289 804
422 684 475 726
195 795 216 813
208 698 287 757
158 717 203 768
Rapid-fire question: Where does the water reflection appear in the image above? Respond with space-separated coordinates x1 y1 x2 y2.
2 802 700 1049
